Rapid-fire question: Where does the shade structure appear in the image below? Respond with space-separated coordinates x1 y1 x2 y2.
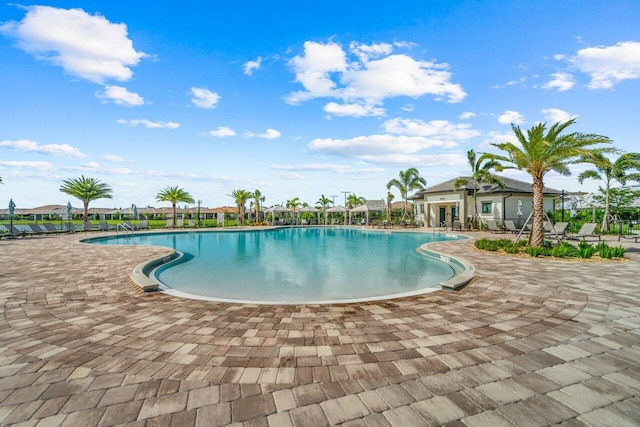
326 205 348 225
266 205 293 225
298 205 320 225
349 203 370 225
66 201 73 220
8 199 16 218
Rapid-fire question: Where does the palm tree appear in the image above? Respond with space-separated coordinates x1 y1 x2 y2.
386 168 427 219
156 186 195 227
578 152 640 231
386 191 395 219
488 119 613 247
286 197 301 216
346 193 365 209
252 189 265 222
454 149 505 226
60 175 113 222
315 194 332 225
229 189 253 225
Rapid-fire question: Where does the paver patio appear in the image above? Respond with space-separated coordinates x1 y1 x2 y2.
0 230 639 426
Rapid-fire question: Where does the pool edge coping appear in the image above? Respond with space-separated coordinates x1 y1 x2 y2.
88 228 476 301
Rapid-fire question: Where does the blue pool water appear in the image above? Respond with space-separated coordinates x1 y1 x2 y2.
88 228 463 303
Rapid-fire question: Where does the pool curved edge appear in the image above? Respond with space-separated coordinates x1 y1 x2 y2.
416 233 475 291
125 230 475 302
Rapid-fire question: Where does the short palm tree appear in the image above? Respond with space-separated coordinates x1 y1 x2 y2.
229 189 253 225
386 191 395 219
316 194 333 224
454 150 505 227
286 197 301 216
487 119 613 247
386 168 426 219
156 185 195 227
252 189 265 221
346 193 365 209
578 152 640 231
60 175 113 221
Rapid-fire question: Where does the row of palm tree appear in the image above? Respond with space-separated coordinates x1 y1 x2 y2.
56 120 638 248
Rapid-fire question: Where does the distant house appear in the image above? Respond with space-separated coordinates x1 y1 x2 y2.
409 176 562 227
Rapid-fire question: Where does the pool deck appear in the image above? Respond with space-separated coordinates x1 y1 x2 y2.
0 229 639 426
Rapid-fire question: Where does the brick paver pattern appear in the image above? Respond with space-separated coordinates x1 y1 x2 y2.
1 230 639 426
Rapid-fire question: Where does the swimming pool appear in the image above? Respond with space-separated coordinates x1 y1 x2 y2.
88 227 466 303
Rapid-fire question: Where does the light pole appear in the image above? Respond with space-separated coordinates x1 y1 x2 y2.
197 200 202 227
341 191 350 207
330 195 337 206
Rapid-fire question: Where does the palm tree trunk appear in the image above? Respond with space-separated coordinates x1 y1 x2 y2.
602 191 610 231
530 177 545 247
83 201 89 222
172 203 177 227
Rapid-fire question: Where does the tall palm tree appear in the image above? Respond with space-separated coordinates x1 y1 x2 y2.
487 119 613 247
454 149 505 226
386 168 427 219
60 175 113 221
156 186 195 227
578 152 640 230
346 193 365 209
252 189 265 221
286 197 301 216
229 189 253 225
316 194 332 225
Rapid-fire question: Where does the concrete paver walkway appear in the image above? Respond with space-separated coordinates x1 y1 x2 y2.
0 230 639 426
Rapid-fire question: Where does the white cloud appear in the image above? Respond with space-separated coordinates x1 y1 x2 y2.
570 41 640 89
269 163 384 174
0 160 55 171
459 111 476 120
286 40 466 114
190 87 220 109
481 131 516 149
309 134 454 160
0 5 145 83
207 126 236 137
0 139 86 158
540 108 578 123
275 172 305 180
102 154 126 162
98 85 144 106
117 119 180 129
323 102 385 117
498 110 525 125
243 56 262 75
542 72 575 92
383 118 480 141
246 129 281 139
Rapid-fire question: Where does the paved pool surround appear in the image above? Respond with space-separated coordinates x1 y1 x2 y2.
0 229 639 426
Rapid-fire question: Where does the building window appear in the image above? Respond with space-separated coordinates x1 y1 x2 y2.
481 202 492 214
419 204 424 214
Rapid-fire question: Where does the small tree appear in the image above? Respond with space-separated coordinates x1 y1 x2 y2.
229 189 253 225
454 149 504 227
578 152 640 231
60 175 113 221
386 168 426 219
346 193 365 209
156 186 195 227
252 189 265 221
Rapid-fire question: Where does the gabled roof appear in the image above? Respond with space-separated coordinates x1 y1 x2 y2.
410 176 562 199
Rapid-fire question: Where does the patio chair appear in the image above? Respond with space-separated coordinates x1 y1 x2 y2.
485 219 505 233
187 219 195 228
43 223 65 234
139 220 149 229
83 221 99 232
565 223 600 241
618 221 640 243
545 222 568 239
1 223 27 237
166 218 173 228
99 220 115 231
28 223 57 236
176 219 184 228
504 220 521 234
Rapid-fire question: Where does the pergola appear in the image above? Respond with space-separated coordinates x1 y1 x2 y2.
266 205 293 225
325 205 348 225
349 204 370 225
297 205 320 224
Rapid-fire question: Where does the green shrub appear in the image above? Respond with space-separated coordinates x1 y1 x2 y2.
551 244 572 258
525 246 545 257
578 243 595 258
475 238 501 251
503 243 519 254
599 245 625 259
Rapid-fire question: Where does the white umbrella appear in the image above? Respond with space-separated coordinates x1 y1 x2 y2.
570 195 578 217
517 199 523 217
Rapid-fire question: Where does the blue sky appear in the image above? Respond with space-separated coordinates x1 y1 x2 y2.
1 1 640 209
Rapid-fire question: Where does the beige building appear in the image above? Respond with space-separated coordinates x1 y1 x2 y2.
410 176 562 228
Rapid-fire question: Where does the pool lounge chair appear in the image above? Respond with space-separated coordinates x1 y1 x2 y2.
504 220 522 234
139 220 149 230
485 219 505 233
28 223 59 236
43 223 65 234
176 219 184 228
545 222 569 239
187 219 195 228
83 221 99 232
1 224 27 238
565 223 600 241
99 220 115 231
